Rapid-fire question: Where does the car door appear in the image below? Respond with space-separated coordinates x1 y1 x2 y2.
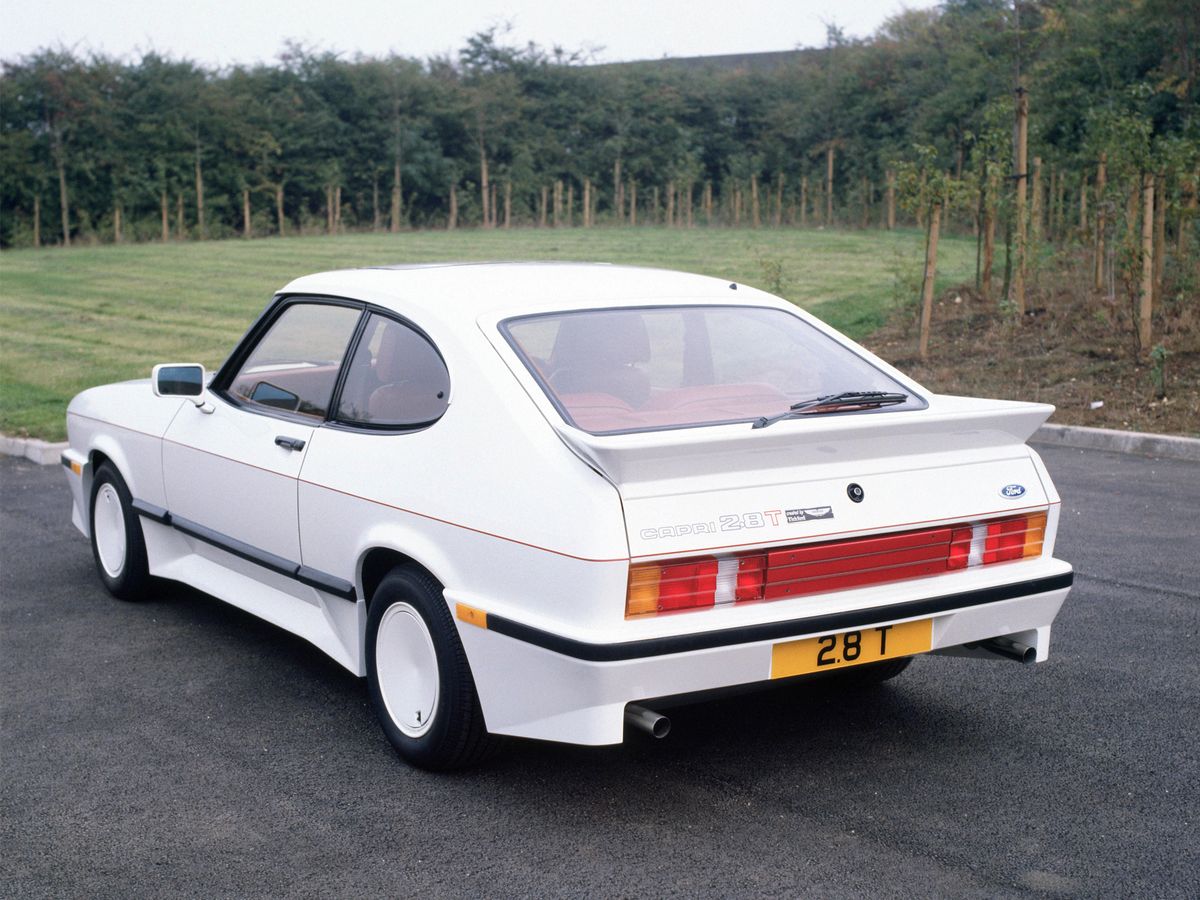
162 299 363 566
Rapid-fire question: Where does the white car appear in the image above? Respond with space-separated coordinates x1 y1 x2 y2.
63 263 1073 769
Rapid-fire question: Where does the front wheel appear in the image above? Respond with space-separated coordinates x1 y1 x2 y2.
365 568 500 770
89 462 151 601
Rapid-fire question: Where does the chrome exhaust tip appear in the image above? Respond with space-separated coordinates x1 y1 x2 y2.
625 703 671 739
980 636 1036 665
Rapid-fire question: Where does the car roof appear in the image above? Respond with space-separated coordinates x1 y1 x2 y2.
279 261 756 323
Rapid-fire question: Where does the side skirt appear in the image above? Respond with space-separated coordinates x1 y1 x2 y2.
133 500 365 676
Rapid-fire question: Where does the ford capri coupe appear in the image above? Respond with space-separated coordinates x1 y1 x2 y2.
64 263 1073 769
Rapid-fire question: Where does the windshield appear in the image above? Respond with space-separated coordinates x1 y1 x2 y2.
501 305 924 434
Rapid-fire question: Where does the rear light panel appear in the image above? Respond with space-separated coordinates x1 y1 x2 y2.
625 511 1047 617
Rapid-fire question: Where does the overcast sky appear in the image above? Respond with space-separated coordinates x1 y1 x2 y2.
2 0 942 67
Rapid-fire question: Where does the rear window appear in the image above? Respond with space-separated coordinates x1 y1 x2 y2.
501 305 923 434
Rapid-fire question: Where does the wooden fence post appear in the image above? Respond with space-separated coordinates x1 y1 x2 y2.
1140 174 1154 353
886 170 895 230
919 202 942 361
583 178 591 227
1095 155 1107 291
825 145 835 225
274 186 285 236
1012 86 1028 314
982 170 997 303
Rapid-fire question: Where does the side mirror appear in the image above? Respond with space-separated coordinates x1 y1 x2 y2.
152 363 211 411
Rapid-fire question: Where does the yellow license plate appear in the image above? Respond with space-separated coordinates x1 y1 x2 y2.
771 618 932 679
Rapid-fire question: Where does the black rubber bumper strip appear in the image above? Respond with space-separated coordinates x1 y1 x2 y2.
485 571 1075 662
131 499 171 525
131 501 356 602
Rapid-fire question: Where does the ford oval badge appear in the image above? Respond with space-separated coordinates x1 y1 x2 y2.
1000 484 1026 499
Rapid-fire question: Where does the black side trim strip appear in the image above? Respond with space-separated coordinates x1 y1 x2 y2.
131 503 356 602
172 514 297 579
131 500 171 525
486 572 1075 662
296 565 357 601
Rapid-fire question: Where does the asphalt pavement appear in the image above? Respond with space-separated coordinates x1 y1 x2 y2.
1 445 1197 898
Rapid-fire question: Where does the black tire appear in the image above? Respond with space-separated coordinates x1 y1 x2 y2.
89 462 152 601
834 655 914 687
365 568 500 770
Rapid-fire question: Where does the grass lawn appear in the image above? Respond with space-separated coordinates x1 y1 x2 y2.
0 226 977 441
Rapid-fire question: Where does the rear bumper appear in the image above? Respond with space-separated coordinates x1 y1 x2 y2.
455 568 1073 745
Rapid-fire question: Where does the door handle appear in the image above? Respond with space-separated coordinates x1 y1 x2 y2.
274 435 307 451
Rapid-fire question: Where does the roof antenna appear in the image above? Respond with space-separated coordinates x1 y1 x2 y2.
729 282 738 290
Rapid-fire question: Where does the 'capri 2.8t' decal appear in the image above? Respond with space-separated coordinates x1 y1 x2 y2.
639 506 834 541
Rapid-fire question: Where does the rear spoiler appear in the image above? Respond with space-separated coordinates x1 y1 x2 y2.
554 395 1055 487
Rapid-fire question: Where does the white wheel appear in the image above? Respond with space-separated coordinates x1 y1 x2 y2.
88 463 151 601
365 568 500 769
374 601 440 738
93 482 129 578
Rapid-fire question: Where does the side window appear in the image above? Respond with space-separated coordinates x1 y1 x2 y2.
227 303 361 420
336 314 450 427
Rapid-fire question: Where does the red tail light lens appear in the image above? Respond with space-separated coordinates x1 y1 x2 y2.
984 517 1027 564
947 526 973 570
625 511 1049 617
735 555 767 601
657 559 718 611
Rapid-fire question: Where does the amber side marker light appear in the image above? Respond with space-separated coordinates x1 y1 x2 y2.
455 603 488 629
625 511 1049 618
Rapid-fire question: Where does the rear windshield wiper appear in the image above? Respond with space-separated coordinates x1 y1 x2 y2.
752 391 909 429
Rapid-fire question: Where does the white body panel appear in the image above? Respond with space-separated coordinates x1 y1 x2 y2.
162 399 312 561
63 263 1074 747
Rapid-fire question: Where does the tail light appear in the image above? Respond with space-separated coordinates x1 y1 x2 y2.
625 511 1048 617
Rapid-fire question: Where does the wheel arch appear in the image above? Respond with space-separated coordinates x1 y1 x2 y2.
83 446 121 526
358 546 447 611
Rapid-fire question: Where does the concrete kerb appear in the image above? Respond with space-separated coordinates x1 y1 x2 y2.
1032 423 1200 463
0 435 70 466
3 423 1198 466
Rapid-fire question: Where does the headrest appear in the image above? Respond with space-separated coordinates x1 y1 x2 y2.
375 323 413 383
550 312 652 370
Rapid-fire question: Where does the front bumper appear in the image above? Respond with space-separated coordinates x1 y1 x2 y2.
454 567 1073 745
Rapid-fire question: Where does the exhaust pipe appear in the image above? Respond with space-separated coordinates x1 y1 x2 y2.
625 703 671 739
980 636 1036 665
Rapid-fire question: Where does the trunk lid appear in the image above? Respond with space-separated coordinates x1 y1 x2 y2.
555 395 1055 559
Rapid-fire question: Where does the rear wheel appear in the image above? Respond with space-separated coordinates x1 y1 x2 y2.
365 568 500 770
89 463 151 601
